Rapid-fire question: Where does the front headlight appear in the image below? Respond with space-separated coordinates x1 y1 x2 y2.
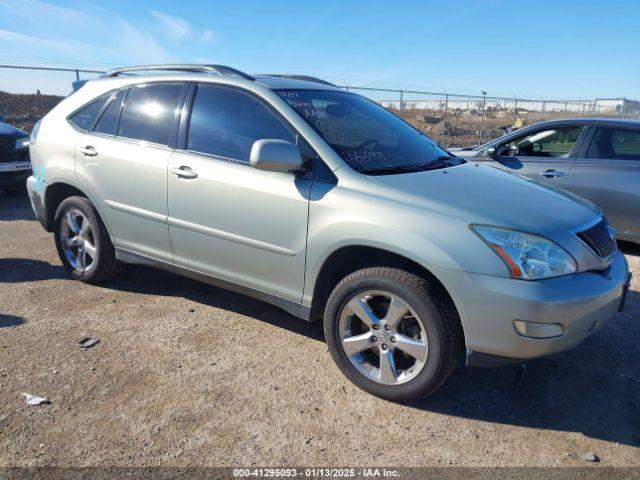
15 137 30 150
471 225 577 280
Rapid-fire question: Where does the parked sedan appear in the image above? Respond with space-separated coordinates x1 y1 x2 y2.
451 118 640 244
0 116 31 196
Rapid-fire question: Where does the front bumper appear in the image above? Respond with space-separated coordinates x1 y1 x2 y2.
437 251 630 363
0 160 31 188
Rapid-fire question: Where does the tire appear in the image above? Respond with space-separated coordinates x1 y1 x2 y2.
323 267 462 402
54 196 120 283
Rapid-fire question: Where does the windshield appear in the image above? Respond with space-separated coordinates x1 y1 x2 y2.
277 89 463 173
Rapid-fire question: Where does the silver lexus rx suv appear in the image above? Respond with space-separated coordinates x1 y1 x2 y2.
27 65 631 402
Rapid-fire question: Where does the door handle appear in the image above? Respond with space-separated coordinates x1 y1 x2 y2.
539 169 565 178
170 166 198 179
79 146 98 157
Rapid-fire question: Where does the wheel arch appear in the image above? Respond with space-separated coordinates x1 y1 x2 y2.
308 245 463 336
44 182 113 240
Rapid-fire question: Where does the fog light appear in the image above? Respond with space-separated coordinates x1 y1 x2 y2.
514 320 564 339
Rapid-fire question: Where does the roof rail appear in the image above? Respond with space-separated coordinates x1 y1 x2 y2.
103 64 255 81
258 74 337 87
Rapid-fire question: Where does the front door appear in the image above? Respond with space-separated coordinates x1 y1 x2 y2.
489 125 585 189
167 84 312 301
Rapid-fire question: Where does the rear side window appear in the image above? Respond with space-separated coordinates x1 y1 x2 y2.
94 90 125 136
68 94 110 131
586 127 640 160
117 83 182 145
187 84 295 162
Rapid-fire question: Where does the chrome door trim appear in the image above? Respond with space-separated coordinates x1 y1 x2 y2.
167 216 297 257
104 199 167 223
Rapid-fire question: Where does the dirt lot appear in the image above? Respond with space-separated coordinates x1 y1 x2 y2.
0 192 639 468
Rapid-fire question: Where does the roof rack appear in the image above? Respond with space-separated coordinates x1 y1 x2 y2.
258 74 337 87
103 64 255 81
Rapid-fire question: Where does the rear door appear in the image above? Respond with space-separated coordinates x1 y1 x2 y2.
488 125 586 189
566 125 640 240
75 82 186 262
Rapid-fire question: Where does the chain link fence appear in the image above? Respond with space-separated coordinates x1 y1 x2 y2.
1 64 639 147
0 65 103 132
349 86 640 148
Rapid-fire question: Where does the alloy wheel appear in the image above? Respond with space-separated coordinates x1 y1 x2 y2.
60 209 97 272
338 290 429 385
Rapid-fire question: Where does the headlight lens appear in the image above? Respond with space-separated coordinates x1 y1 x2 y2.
15 137 30 150
471 225 577 280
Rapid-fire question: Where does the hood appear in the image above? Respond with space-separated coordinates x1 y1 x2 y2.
0 122 27 138
368 162 599 236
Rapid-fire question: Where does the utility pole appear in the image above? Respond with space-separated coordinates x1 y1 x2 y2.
479 91 487 145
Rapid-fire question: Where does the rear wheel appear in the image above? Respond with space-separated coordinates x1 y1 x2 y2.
324 267 462 402
54 196 119 283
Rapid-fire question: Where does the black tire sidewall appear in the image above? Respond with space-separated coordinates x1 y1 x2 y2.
53 197 111 283
324 270 449 402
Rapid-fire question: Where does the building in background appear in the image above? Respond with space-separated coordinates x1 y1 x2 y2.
593 98 640 115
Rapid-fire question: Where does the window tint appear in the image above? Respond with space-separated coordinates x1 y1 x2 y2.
93 90 125 136
117 83 182 145
586 128 640 160
500 127 581 158
188 85 295 162
69 94 110 131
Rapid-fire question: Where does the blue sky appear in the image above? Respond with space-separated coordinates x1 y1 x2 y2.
0 0 638 99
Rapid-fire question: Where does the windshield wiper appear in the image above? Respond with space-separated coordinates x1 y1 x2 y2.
420 155 460 169
359 164 427 175
360 156 461 175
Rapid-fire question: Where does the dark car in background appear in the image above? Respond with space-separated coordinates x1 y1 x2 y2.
451 118 640 244
0 116 31 196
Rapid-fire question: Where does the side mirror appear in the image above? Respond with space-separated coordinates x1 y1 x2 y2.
0 115 5 124
485 147 497 158
250 139 303 173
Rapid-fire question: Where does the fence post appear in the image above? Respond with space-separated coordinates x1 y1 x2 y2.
479 94 486 145
541 101 546 121
399 90 404 115
441 94 448 146
513 99 518 125
563 101 568 118
75 68 80 82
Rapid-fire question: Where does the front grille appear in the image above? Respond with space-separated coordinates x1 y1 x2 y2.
577 219 616 259
0 137 14 163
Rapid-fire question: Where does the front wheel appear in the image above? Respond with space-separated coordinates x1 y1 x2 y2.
323 267 462 402
54 196 120 283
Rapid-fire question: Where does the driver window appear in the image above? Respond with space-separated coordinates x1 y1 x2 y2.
498 127 581 158
188 84 296 163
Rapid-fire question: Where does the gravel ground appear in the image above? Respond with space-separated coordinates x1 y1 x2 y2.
0 193 639 468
